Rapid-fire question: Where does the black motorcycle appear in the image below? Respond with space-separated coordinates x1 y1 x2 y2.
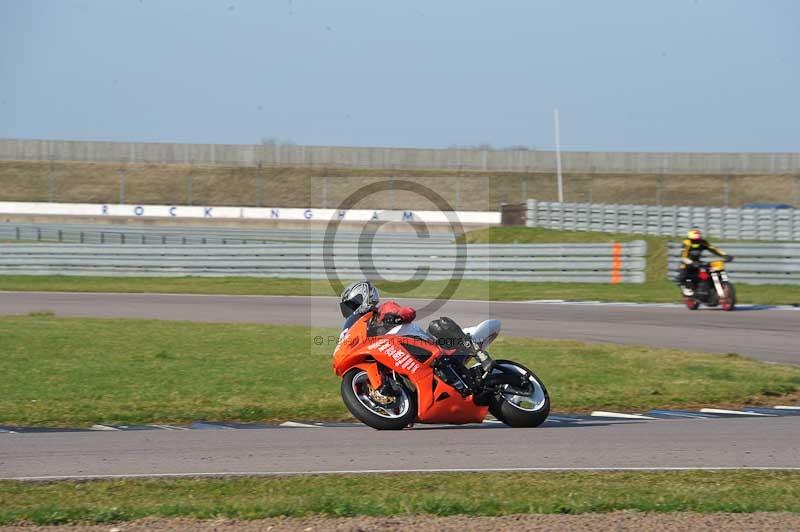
681 258 736 311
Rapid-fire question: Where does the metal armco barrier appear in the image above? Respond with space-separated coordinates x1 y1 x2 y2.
0 223 455 246
527 199 800 241
667 242 800 285
0 241 647 283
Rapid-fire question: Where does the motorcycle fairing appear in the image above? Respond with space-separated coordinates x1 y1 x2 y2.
709 260 726 271
333 314 489 425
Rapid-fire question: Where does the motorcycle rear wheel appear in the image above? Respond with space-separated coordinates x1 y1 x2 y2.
341 368 417 430
684 297 700 310
488 360 550 428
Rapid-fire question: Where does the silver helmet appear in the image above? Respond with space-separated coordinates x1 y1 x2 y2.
339 280 380 318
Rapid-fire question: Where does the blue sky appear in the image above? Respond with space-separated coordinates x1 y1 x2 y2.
1 0 798 151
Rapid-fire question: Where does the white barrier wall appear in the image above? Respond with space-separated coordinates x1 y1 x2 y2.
0 201 501 225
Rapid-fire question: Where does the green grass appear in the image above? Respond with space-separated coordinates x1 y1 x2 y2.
2 471 800 524
1 316 798 427
465 225 654 244
3 275 799 304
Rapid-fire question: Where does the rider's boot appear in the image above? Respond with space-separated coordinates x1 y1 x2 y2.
680 284 694 297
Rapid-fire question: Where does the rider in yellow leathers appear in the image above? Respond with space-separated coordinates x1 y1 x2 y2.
677 229 733 297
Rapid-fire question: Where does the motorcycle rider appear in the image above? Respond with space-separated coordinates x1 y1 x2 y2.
677 229 732 297
339 280 416 336
338 280 482 397
339 280 468 348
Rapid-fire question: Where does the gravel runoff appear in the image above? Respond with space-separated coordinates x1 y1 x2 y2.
4 514 800 531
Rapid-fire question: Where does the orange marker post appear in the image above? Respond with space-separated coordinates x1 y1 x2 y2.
611 242 623 284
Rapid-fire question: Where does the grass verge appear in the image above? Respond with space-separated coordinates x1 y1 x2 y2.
4 276 800 305
1 316 798 426
2 471 800 524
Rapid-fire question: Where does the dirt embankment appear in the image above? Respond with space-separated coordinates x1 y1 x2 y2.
2 160 796 210
5 513 800 532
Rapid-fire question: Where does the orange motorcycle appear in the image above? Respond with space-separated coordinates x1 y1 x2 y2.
333 315 550 430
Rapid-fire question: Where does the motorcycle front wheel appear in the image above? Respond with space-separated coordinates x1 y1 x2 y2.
721 284 736 311
341 368 417 430
488 360 550 428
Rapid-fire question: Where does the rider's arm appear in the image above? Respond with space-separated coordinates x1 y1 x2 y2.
377 300 416 325
679 239 692 267
341 312 362 331
704 241 727 257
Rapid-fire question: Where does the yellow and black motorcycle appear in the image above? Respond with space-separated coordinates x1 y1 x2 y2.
682 259 736 311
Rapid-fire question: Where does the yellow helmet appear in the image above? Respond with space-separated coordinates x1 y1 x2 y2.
687 229 703 241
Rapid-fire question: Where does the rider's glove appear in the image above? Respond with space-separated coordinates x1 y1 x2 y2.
724 255 734 263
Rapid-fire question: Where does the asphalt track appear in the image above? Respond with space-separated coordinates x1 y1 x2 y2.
1 417 798 480
0 291 798 364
